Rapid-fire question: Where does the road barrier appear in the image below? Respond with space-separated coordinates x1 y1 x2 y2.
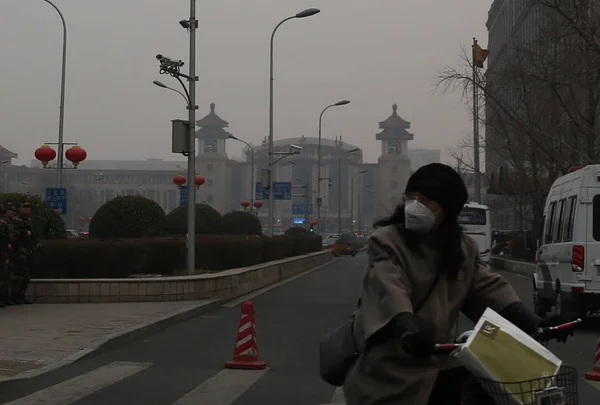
490 256 536 277
25 251 332 304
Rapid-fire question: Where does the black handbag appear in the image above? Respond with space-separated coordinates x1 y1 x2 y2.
318 269 442 387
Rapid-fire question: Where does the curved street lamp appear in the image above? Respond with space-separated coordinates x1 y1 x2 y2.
42 0 68 188
267 8 321 237
316 100 351 232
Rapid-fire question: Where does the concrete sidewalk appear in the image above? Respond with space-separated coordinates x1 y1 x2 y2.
0 300 218 383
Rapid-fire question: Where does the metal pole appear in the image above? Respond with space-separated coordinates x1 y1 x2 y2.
44 0 67 188
338 156 342 235
317 105 332 233
350 176 354 233
472 37 481 203
304 183 309 228
186 0 198 274
250 147 255 213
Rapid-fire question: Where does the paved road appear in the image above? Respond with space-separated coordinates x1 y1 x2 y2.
0 253 598 405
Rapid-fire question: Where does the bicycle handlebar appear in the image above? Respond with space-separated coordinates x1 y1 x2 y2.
433 319 582 355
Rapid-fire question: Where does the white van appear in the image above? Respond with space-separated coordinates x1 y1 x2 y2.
533 165 600 318
458 202 492 262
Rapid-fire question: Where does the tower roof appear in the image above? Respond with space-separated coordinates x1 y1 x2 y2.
379 104 411 129
0 145 17 159
376 104 414 141
196 103 229 128
195 103 231 139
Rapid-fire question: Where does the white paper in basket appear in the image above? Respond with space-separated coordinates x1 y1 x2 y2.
452 308 562 405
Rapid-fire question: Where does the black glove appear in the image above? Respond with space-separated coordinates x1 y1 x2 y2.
538 316 574 343
389 312 435 358
400 331 436 358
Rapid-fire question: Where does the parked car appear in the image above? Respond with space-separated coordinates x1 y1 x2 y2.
66 229 79 238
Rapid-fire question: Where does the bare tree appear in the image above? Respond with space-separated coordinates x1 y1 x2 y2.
436 0 600 234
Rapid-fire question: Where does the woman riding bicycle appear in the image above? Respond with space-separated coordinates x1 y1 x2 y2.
342 163 572 405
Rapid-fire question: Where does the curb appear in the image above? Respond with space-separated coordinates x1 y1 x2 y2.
0 299 220 386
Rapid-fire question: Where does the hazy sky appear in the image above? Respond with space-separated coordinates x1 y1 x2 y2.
0 0 490 166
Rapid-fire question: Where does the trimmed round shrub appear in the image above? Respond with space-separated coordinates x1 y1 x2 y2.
165 203 222 235
89 195 166 238
284 226 308 236
221 211 262 235
0 193 66 239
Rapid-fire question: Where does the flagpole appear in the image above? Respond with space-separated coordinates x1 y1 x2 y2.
472 37 481 203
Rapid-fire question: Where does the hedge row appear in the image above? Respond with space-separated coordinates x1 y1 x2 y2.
34 233 323 278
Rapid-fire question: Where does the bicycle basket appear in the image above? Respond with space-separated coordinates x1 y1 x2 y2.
475 365 578 405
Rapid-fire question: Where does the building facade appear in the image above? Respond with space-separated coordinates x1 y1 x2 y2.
4 104 421 233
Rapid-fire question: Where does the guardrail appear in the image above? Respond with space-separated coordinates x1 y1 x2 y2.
490 256 535 277
25 251 333 304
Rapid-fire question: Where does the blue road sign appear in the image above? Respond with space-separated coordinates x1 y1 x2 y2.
255 182 269 200
292 203 313 215
254 182 292 200
45 188 68 215
273 182 292 200
180 185 188 206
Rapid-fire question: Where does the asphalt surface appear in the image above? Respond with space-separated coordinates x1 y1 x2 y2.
0 253 598 405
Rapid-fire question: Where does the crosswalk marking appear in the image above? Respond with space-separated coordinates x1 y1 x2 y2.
330 387 346 403
172 368 269 405
587 380 600 392
5 361 151 405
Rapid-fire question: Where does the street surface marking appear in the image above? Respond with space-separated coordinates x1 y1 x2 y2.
172 368 269 405
587 380 600 392
223 259 338 307
330 387 346 403
5 361 151 405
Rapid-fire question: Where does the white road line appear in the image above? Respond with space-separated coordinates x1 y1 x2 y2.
172 368 269 405
5 361 151 405
587 380 600 392
222 259 338 307
330 387 346 403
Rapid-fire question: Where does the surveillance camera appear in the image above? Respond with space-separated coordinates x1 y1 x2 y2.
156 54 184 68
290 144 303 151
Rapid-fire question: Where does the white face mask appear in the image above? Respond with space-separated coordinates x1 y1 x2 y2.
404 200 436 233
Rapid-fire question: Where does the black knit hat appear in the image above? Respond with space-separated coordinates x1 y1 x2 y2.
405 163 468 218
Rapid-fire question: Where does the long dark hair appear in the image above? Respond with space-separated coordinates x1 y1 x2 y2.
374 204 465 280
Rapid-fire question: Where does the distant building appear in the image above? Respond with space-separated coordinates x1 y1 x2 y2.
6 104 420 233
406 149 441 172
0 145 17 165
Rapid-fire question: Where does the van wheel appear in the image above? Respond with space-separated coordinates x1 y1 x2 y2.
554 290 578 319
533 290 552 317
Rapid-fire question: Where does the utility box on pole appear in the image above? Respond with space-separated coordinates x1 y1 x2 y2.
172 119 190 155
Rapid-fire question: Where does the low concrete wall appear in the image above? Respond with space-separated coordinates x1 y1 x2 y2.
491 256 536 277
26 251 333 304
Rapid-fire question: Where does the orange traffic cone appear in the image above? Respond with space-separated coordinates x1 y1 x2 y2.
585 337 600 381
225 300 267 370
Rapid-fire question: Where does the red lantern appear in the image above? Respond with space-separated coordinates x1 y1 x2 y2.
87 217 92 222
311 221 318 226
79 217 85 222
34 144 57 168
194 175 205 189
65 145 87 168
173 175 186 188
241 200 250 209
253 201 262 210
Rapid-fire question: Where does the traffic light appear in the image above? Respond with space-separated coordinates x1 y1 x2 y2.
309 223 314 232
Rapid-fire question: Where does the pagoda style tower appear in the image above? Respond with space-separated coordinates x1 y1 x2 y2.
195 102 231 157
374 104 414 215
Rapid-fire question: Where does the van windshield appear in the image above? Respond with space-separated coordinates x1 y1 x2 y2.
457 207 487 225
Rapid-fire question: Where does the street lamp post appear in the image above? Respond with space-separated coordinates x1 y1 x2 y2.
153 1 198 275
229 135 255 211
316 100 350 233
337 148 360 235
42 0 67 188
268 8 320 237
350 170 368 233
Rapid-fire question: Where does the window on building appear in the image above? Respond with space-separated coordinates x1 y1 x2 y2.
207 164 213 172
207 179 213 187
391 181 398 190
391 196 399 207
391 165 398 174
206 195 214 204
